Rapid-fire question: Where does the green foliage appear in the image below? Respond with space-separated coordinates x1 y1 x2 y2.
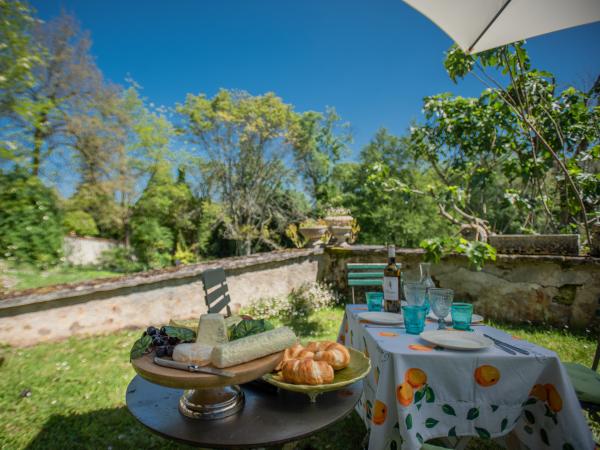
131 218 173 269
130 163 200 268
229 319 274 341
178 89 307 255
99 247 143 273
420 237 497 271
436 43 599 242
0 170 63 267
333 129 452 246
291 107 352 211
63 210 98 237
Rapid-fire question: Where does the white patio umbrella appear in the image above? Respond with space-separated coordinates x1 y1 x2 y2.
403 0 600 54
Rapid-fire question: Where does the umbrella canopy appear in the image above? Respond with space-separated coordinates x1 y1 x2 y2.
403 0 600 54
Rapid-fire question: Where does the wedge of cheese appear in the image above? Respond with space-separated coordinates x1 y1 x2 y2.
196 313 228 345
172 343 213 366
211 327 297 368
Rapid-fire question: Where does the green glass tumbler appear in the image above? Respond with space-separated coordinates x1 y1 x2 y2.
366 292 384 312
451 302 473 330
402 305 427 334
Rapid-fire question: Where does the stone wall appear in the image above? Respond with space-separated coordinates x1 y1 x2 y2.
1 248 322 347
3 244 599 347
63 235 121 266
322 245 600 330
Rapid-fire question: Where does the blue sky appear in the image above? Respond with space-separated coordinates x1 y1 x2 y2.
32 0 600 158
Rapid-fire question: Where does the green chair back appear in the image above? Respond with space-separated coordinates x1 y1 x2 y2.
346 263 396 304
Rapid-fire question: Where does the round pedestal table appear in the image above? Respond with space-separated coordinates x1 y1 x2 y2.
126 375 363 449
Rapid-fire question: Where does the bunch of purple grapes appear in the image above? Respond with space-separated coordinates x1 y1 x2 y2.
143 326 180 357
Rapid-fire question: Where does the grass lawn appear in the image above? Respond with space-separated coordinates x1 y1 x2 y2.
0 307 597 449
1 264 122 292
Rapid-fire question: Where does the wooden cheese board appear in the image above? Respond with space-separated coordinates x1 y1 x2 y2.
131 350 284 390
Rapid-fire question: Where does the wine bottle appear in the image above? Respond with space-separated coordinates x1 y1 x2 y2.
383 245 402 313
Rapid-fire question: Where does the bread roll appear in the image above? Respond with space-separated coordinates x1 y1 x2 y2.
281 358 334 385
305 341 351 370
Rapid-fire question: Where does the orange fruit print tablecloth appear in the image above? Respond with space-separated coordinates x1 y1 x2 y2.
338 304 594 450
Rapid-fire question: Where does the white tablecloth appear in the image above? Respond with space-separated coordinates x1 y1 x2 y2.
337 304 594 450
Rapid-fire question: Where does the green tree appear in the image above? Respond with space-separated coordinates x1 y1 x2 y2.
442 43 599 245
334 129 452 246
63 210 99 237
131 163 200 268
178 89 305 255
0 170 63 267
291 107 352 212
0 0 41 162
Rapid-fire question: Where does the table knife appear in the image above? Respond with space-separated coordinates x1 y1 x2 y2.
492 341 517 355
483 334 530 355
154 357 235 377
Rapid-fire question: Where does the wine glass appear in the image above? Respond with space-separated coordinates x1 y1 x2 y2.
429 288 453 330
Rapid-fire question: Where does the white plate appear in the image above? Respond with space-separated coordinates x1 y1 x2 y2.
427 312 484 324
420 330 493 351
357 311 404 325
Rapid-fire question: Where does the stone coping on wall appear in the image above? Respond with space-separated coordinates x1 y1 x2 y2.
326 245 600 265
0 247 322 309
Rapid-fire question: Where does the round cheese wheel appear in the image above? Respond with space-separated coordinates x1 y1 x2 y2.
172 343 213 366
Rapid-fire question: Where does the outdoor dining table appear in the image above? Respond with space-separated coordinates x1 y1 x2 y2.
338 304 595 450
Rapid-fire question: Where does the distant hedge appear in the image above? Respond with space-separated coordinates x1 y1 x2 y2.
0 171 64 267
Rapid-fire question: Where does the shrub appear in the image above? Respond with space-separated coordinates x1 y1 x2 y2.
246 282 340 320
0 171 63 267
130 218 173 269
63 210 99 237
99 247 144 273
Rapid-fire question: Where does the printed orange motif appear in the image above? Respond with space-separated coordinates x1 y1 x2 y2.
405 368 427 388
372 400 388 425
396 382 414 407
378 331 398 337
530 384 547 401
474 365 500 387
408 344 434 352
545 384 563 412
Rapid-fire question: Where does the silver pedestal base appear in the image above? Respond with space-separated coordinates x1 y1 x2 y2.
178 385 245 420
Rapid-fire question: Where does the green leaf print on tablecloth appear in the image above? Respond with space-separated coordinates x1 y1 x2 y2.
500 417 508 432
442 404 456 416
475 427 491 439
524 410 535 424
416 433 424 444
540 428 550 446
405 414 413 430
491 404 499 412
425 418 439 428
467 407 479 420
448 426 457 438
425 386 435 402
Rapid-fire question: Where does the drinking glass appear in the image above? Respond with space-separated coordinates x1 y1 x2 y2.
403 282 427 306
429 288 453 330
451 302 473 330
366 292 384 312
419 262 435 314
402 305 427 335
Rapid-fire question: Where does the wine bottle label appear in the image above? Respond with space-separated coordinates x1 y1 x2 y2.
383 276 399 301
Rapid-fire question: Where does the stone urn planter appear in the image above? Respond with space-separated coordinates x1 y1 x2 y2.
329 225 353 247
299 226 328 248
488 234 580 256
324 207 354 228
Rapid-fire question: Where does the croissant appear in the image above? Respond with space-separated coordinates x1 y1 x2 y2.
281 358 334 385
305 341 351 370
275 343 315 371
